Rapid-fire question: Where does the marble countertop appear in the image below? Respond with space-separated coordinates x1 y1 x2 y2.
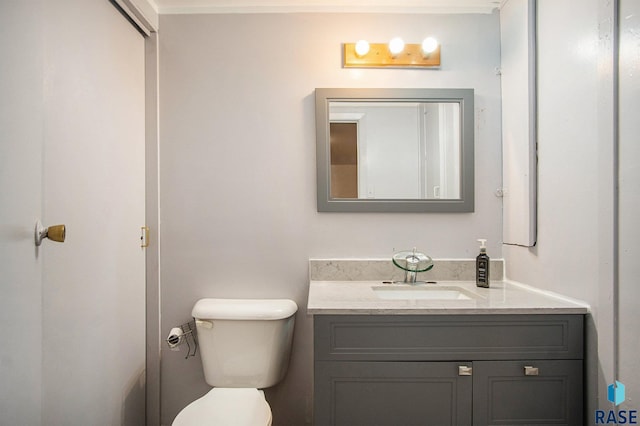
307 280 590 315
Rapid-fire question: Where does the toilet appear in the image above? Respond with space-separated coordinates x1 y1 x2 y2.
172 298 298 426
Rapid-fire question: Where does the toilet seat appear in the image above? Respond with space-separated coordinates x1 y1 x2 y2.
172 388 272 426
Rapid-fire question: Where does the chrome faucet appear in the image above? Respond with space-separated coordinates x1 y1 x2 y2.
392 248 434 284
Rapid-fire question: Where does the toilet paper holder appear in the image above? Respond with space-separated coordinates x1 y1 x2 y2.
166 320 198 359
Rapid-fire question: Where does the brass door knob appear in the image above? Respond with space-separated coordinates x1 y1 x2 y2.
35 221 66 246
47 225 66 242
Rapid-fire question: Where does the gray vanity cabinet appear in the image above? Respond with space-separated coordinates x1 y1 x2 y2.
313 314 584 426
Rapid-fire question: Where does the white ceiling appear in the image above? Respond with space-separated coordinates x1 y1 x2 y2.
150 0 503 15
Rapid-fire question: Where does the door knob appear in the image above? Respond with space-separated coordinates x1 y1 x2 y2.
35 220 66 246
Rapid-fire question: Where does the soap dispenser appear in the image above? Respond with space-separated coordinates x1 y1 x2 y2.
476 239 490 288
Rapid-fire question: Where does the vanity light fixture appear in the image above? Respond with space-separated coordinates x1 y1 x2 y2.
421 37 439 54
388 37 405 57
354 40 370 57
343 36 440 68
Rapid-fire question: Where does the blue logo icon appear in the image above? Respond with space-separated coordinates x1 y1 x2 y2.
596 381 636 424
608 381 626 406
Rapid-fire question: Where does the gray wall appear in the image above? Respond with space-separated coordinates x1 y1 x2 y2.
504 0 640 418
158 12 502 425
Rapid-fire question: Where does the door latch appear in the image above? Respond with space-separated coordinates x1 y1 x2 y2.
141 226 150 248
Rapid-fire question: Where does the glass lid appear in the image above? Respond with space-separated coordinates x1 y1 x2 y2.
392 248 434 272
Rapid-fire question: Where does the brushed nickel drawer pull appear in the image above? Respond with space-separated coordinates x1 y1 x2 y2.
458 365 473 376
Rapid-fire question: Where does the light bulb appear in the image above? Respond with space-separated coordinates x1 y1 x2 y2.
388 37 405 56
354 40 370 57
421 37 438 54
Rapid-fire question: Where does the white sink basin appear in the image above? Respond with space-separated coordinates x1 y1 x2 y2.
372 285 478 300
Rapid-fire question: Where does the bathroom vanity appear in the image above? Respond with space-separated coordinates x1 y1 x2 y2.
308 280 588 426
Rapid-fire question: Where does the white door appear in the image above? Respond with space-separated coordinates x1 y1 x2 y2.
0 1 146 425
0 3 46 424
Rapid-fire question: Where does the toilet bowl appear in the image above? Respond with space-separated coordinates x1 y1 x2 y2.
171 298 297 426
172 388 272 426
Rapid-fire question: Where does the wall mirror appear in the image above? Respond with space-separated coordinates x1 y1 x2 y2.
315 88 474 212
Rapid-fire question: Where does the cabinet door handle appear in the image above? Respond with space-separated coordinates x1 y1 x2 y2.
458 365 472 376
524 365 539 376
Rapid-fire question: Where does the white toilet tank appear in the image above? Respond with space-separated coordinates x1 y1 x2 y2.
192 298 298 388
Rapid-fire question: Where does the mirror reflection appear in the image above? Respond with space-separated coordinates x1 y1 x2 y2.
329 101 461 200
315 88 474 213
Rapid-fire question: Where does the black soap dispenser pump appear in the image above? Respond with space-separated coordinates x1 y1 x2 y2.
476 239 490 288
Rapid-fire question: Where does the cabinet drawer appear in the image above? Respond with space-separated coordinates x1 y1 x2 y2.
314 315 583 361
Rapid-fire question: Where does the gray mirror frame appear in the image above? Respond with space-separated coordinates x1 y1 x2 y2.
315 88 475 212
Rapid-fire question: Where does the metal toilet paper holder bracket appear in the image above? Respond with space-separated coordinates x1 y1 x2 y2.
166 320 198 359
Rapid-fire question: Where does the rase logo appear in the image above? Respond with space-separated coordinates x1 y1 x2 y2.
610 381 627 406
595 381 638 424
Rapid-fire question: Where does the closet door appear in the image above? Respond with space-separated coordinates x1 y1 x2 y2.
0 3 46 424
40 1 147 424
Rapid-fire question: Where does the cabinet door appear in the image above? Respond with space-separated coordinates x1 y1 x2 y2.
473 360 583 425
314 361 472 426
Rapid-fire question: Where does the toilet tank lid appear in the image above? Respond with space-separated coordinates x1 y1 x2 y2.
192 298 298 320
